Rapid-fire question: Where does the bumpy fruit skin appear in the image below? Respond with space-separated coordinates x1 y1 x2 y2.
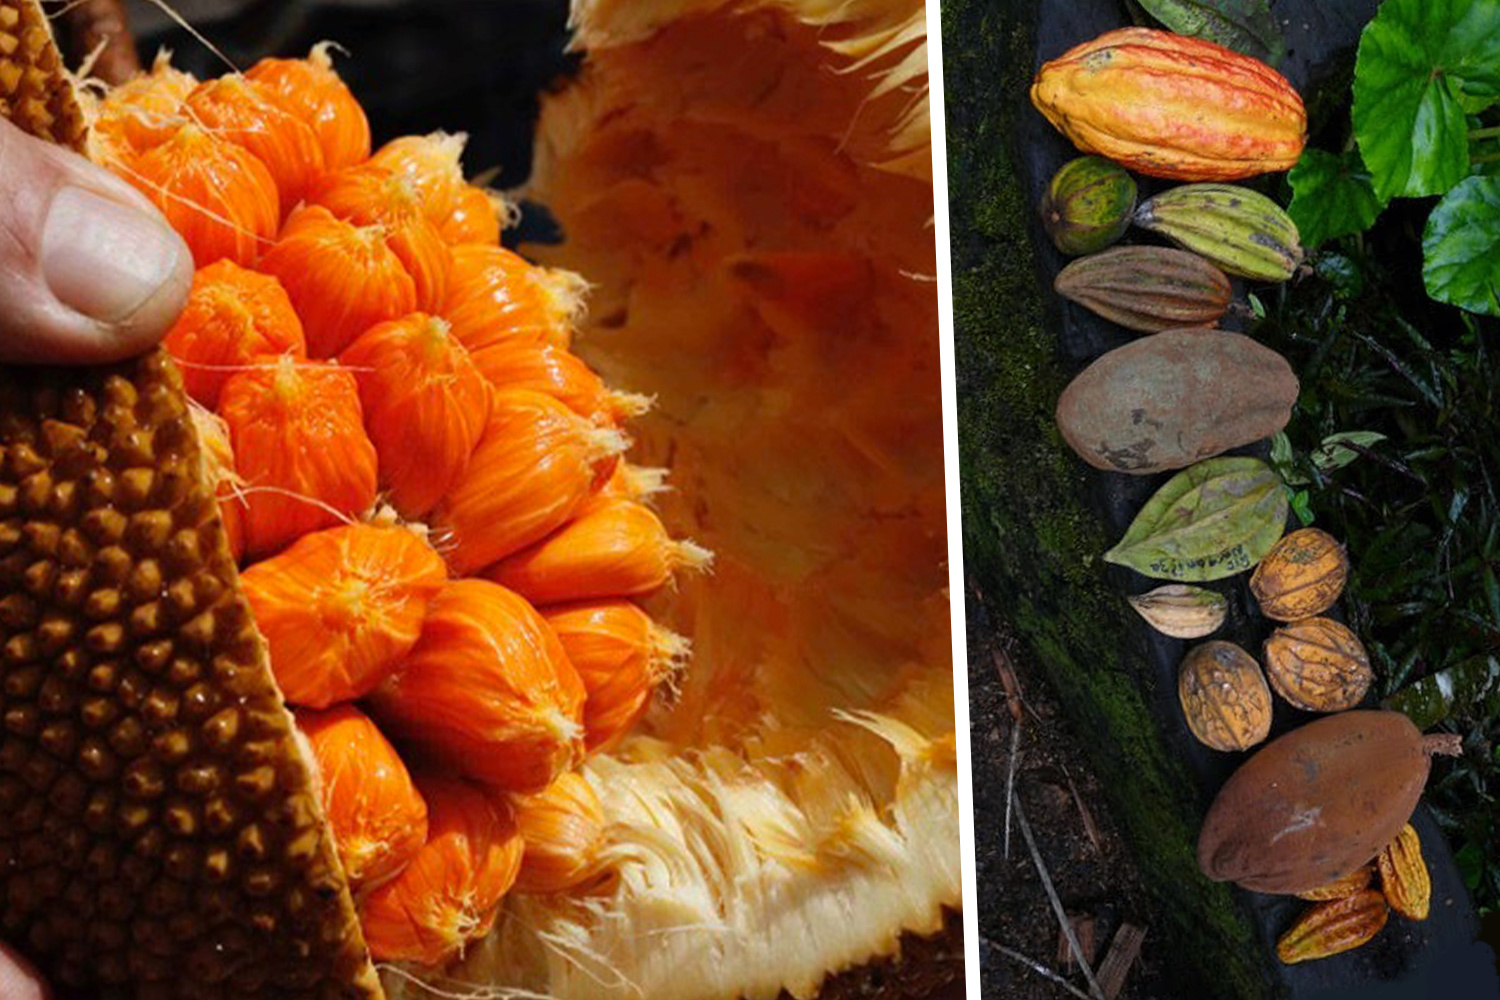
1039 156 1137 255
1250 527 1350 621
1277 889 1389 964
1296 864 1374 902
1030 27 1306 181
1377 823 1431 921
1053 246 1231 333
1133 183 1303 282
1178 641 1272 752
1263 617 1373 713
1197 711 1431 894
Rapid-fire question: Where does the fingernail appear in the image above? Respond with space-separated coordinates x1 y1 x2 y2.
40 186 187 325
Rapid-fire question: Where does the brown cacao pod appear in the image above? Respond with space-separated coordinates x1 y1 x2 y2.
1296 864 1374 902
1250 528 1349 621
1197 711 1433 894
1053 247 1231 333
1276 889 1389 964
1178 641 1272 752
1055 328 1298 474
1377 823 1431 921
1029 27 1307 181
1263 617 1373 713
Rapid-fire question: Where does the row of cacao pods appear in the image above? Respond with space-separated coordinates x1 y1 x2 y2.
1031 25 1454 970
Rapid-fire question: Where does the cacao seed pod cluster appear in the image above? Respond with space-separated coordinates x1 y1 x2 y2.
1032 29 1307 341
1034 23 1450 973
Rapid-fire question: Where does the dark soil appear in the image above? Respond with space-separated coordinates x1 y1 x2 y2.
968 583 1164 1000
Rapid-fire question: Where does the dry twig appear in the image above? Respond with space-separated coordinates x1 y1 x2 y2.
991 942 1095 1000
1096 922 1148 1000
1013 788 1107 1000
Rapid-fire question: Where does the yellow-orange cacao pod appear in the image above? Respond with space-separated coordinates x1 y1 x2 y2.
1030 27 1306 181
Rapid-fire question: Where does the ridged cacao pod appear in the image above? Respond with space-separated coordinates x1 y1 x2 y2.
1178 641 1272 752
1055 329 1298 474
1198 711 1433 894
1296 864 1374 902
1377 824 1431 921
1127 584 1226 639
1277 890 1389 964
1134 183 1303 282
1029 27 1306 181
1263 617 1373 713
1040 156 1137 255
1053 246 1231 333
1250 527 1349 621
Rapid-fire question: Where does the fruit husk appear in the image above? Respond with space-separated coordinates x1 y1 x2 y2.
1103 457 1289 582
1055 329 1299 475
1178 641 1273 751
1029 27 1307 181
1249 526 1349 621
1053 246 1232 333
1127 583 1227 639
1134 182 1304 282
1262 616 1373 714
1197 711 1432 894
1039 155 1137 255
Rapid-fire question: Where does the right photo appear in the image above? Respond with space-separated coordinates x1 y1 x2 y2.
947 1 1500 998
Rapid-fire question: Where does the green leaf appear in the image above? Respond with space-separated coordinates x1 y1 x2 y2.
1286 149 1385 249
1384 655 1500 729
1134 0 1284 64
1352 0 1500 201
1423 175 1500 316
1311 430 1388 474
1290 489 1315 527
1314 253 1367 301
1104 457 1288 581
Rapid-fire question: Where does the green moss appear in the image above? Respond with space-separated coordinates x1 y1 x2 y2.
946 0 1276 995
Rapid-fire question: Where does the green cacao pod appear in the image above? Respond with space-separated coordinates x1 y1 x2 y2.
1040 156 1137 255
1134 183 1303 282
1029 27 1306 181
1053 246 1231 333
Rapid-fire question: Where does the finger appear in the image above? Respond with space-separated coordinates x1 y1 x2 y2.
0 114 192 365
0 942 47 1000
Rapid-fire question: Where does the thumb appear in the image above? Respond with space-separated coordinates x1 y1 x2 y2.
0 942 47 1000
0 115 192 365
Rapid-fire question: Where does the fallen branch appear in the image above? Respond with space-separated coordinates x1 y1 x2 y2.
1013 787 1107 1000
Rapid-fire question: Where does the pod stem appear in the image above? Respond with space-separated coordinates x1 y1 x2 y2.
1422 733 1464 758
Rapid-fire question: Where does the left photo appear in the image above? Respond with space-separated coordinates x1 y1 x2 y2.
0 2 962 999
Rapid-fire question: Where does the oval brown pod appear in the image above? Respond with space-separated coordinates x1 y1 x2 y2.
1196 711 1431 894
1055 329 1299 475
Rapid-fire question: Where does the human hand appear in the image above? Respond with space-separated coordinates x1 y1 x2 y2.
0 942 46 999
0 114 191 363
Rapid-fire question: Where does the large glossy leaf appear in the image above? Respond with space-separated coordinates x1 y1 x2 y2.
1351 0 1500 201
1286 149 1385 249
1134 0 1284 64
1384 655 1500 729
1423 175 1500 316
1104 457 1288 581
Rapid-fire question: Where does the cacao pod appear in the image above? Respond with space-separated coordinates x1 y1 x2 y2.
1377 823 1431 921
1056 329 1298 474
1133 183 1303 282
1053 246 1231 333
1039 156 1137 255
1262 617 1373 713
1250 527 1349 621
1197 711 1433 894
1127 584 1226 639
1029 27 1306 181
1296 864 1374 902
1178 641 1272 752
1276 889 1389 964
